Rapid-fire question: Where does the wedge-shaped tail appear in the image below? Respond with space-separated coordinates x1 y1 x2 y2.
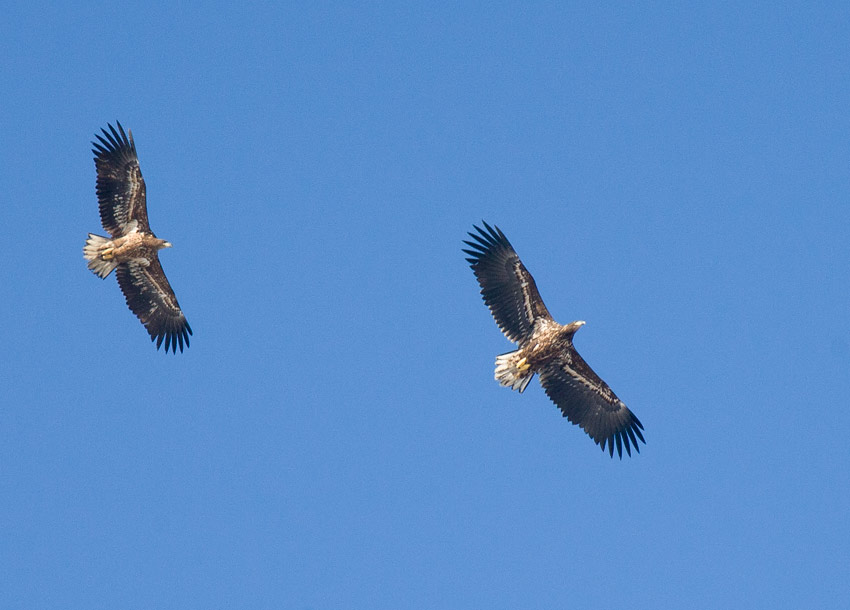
83 233 118 278
495 350 535 393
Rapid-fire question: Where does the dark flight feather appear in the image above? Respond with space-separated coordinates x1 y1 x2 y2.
92 121 150 237
116 260 192 354
463 221 552 343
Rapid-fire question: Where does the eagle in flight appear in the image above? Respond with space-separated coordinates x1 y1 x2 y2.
83 122 192 353
464 222 645 458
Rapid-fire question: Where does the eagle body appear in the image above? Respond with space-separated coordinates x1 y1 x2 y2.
85 223 171 278
83 122 192 353
464 222 645 458
495 318 585 392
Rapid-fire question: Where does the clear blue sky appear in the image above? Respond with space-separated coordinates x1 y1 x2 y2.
2 2 849 608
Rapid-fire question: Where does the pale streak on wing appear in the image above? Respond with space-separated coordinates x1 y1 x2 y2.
538 349 645 458
517 262 542 334
92 122 151 237
115 257 192 353
463 222 553 344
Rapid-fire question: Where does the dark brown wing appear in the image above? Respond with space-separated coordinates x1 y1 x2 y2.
463 222 553 343
92 122 150 237
115 257 192 354
538 346 645 458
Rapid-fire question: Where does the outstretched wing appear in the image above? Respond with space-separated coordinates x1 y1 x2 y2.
463 222 552 344
115 258 192 353
538 347 645 458
92 122 150 237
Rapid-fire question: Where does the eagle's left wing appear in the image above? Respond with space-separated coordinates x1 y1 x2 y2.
115 258 192 353
538 347 645 458
463 222 553 344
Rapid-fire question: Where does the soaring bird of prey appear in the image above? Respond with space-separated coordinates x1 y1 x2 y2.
83 122 192 353
463 222 644 457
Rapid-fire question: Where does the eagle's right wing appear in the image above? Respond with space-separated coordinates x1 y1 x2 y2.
92 122 150 237
463 222 552 344
538 346 645 458
115 257 192 353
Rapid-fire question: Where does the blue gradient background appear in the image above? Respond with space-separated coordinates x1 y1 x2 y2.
2 3 849 608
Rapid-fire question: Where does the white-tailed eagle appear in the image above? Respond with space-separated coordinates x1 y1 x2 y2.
464 222 644 457
83 122 192 353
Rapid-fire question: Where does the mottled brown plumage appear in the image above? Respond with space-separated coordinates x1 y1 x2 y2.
83 122 192 353
464 222 644 457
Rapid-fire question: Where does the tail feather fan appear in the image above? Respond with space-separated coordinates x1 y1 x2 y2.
495 351 534 393
83 234 118 278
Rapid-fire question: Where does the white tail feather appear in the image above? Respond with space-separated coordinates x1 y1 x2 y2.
83 234 118 278
495 351 534 393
